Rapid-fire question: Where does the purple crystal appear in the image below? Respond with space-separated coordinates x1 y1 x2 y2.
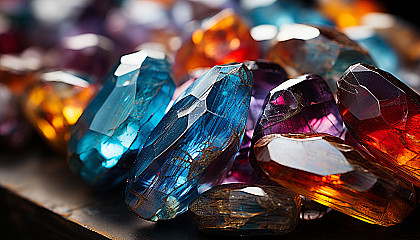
225 60 288 184
56 33 116 82
252 74 345 144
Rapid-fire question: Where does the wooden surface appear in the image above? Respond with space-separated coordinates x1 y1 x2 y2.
0 140 420 240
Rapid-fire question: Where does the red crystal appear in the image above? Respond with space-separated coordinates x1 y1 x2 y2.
337 63 420 187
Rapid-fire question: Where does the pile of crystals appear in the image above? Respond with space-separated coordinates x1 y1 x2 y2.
1 0 420 237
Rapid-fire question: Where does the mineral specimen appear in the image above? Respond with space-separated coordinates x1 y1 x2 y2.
68 50 175 190
267 24 374 92
173 9 260 82
253 133 416 226
337 63 420 187
126 62 252 221
189 183 301 236
252 74 345 145
23 70 96 152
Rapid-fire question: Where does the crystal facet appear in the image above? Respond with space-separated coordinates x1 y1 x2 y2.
68 50 175 190
337 63 420 187
267 24 374 92
254 133 416 226
189 183 301 236
252 74 345 146
126 63 252 221
173 9 260 82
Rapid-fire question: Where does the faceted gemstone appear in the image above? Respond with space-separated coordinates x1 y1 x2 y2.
253 133 416 226
68 50 175 190
173 9 260 82
225 60 288 184
337 63 420 187
252 74 345 145
22 70 96 153
126 63 252 221
267 24 374 92
189 183 301 236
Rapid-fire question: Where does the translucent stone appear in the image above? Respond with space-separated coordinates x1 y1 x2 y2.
267 24 374 92
337 63 420 187
173 9 260 83
68 50 175 190
254 133 416 226
22 70 96 153
126 63 252 221
189 183 301 236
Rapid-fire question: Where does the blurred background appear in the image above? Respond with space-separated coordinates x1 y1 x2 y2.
1 0 420 239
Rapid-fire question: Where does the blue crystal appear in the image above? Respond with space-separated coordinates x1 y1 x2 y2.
125 63 252 221
68 50 175 190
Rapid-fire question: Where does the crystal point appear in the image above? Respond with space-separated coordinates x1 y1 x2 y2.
68 50 175 190
126 63 252 221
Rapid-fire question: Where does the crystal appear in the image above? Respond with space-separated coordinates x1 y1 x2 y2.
173 9 260 83
253 133 416 226
56 33 116 81
22 70 96 153
126 62 252 221
225 60 288 184
252 74 345 146
68 50 175 190
189 183 301 236
267 24 374 92
337 63 420 187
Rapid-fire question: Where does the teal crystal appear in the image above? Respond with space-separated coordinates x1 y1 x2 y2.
68 50 175 190
125 63 252 221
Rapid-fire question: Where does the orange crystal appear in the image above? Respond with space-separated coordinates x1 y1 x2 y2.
317 0 383 28
173 9 260 82
22 71 96 153
253 133 416 226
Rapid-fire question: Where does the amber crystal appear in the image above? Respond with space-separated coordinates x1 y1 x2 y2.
22 71 96 152
337 63 420 187
267 24 374 92
173 9 260 82
253 133 416 226
189 183 301 236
